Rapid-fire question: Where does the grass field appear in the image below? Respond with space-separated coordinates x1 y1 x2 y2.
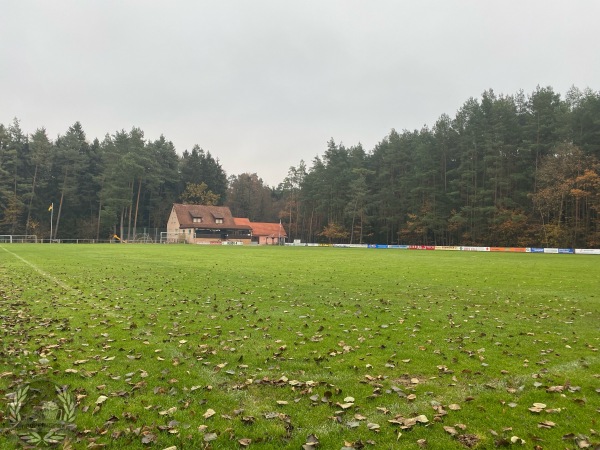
0 244 598 449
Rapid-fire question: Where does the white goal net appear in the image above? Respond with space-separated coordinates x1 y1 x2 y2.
160 232 184 244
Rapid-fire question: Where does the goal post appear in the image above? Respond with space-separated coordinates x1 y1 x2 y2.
0 235 38 243
160 232 184 244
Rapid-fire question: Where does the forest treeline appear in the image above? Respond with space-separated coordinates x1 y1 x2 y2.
0 124 232 241
1 85 599 246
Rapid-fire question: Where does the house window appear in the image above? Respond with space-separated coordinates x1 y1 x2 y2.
215 218 223 224
193 217 202 223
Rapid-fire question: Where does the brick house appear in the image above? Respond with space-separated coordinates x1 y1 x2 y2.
233 218 287 245
166 204 252 244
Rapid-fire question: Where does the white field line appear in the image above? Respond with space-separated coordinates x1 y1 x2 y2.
1 245 74 292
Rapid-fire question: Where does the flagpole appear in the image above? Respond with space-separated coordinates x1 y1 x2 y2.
50 203 54 242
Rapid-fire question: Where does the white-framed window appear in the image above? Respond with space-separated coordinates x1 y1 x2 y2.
215 218 223 224
193 217 202 223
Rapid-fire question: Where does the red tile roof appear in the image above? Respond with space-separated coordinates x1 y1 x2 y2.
173 204 251 230
233 218 287 237
234 217 252 227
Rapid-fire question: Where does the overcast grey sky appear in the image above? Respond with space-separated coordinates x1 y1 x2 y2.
2 1 599 186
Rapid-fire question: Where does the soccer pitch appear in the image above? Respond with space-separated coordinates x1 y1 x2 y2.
1 244 598 449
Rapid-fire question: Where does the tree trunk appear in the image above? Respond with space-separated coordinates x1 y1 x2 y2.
127 181 134 240
359 210 364 244
350 197 358 245
54 168 68 239
119 207 125 243
25 164 38 234
133 176 142 239
96 200 102 241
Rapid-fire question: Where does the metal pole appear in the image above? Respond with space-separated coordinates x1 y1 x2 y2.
50 203 54 243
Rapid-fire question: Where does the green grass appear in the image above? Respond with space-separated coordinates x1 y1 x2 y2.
1 244 598 449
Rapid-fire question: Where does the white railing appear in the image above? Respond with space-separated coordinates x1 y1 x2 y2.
0 235 38 243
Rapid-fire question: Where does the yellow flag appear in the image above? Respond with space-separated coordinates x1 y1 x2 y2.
48 204 53 211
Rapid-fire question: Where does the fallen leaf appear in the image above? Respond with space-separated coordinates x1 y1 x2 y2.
367 423 380 431
529 402 547 413
159 407 177 416
510 436 526 444
204 432 218 442
444 426 457 436
337 402 354 410
302 434 319 449
141 432 157 444
457 434 480 448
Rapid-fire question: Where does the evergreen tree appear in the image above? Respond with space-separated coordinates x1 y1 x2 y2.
180 146 228 202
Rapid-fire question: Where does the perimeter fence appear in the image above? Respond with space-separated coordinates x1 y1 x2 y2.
2 233 599 255
286 243 600 255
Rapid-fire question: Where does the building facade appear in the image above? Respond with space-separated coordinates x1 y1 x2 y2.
233 218 287 245
166 204 252 244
